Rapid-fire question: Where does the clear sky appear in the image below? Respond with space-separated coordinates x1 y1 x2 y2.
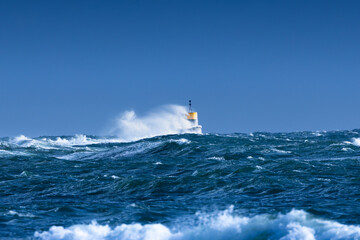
1 0 360 137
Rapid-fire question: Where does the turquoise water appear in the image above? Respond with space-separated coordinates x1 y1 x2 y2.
1 131 360 239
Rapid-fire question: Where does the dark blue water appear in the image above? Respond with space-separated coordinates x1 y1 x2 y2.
1 131 360 239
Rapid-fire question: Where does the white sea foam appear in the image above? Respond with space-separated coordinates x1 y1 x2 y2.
109 105 201 142
169 138 191 145
45 135 123 147
271 148 292 154
11 134 123 150
14 134 32 142
34 207 360 240
47 135 98 146
7 210 35 218
312 132 323 137
207 156 225 161
350 138 360 147
12 135 56 149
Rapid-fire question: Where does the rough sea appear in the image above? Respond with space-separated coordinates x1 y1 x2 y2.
1 128 360 239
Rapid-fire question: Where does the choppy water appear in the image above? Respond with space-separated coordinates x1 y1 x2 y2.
1 130 360 239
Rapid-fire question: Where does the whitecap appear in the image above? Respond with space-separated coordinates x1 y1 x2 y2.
350 138 360 147
207 156 225 160
14 134 32 142
7 210 35 218
312 132 323 137
169 138 191 145
34 207 360 240
48 135 123 147
11 134 124 150
271 148 292 154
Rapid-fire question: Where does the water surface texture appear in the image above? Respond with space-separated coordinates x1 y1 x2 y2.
1 131 360 239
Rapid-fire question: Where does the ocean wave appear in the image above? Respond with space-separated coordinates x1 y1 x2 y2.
0 149 14 156
12 135 57 149
9 118 195 151
58 140 164 160
58 137 192 160
34 207 360 240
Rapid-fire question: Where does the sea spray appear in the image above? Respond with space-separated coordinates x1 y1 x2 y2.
109 105 201 141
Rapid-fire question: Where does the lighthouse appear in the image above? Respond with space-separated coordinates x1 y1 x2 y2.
187 100 199 125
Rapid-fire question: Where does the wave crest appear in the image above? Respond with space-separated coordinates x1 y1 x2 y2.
34 207 360 240
10 134 123 149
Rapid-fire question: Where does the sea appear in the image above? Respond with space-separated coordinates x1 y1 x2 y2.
1 128 360 239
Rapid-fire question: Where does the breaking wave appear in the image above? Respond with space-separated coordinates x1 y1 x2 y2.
109 105 202 142
10 134 122 149
34 207 360 240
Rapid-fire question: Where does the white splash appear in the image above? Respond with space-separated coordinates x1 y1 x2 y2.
350 138 360 147
110 105 201 142
34 207 360 240
14 135 32 142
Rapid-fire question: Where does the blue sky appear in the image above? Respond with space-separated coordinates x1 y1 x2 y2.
1 0 360 136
